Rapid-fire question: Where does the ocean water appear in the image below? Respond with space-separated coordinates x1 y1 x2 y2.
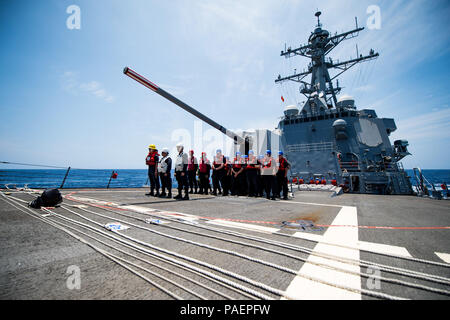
0 169 448 190
405 169 450 190
0 169 176 189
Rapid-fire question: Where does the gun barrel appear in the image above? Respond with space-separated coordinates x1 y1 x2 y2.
123 67 245 144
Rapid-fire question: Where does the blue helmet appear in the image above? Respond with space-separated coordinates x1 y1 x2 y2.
278 151 283 155
216 149 222 154
236 151 241 156
266 150 271 155
248 150 254 155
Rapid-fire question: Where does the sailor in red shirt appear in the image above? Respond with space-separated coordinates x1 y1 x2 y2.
198 152 211 195
187 150 199 194
145 144 160 197
276 151 291 200
231 151 245 196
246 150 260 197
212 149 226 195
261 150 277 200
223 156 231 196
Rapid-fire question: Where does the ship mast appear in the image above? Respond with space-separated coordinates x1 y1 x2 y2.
275 11 379 113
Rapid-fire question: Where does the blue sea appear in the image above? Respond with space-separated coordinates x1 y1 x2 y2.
0 169 178 189
0 168 449 190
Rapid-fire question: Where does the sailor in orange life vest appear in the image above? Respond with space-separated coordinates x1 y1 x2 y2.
157 148 172 198
246 150 261 197
187 150 199 194
261 150 277 200
198 152 211 195
276 151 291 200
231 151 245 196
174 142 189 200
145 144 160 196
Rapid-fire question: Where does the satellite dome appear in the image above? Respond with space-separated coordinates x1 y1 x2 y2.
338 95 354 102
332 119 347 128
284 104 299 117
337 95 355 109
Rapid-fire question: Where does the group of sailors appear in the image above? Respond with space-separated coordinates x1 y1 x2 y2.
145 143 291 201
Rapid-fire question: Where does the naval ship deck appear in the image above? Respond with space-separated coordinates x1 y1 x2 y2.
1 188 449 300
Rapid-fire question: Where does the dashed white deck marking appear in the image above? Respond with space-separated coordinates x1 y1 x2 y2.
291 232 412 257
357 240 411 257
283 206 362 300
283 200 344 208
435 252 450 264
205 219 279 234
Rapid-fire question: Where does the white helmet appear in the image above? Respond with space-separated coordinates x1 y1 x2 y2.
176 142 184 152
162 147 169 154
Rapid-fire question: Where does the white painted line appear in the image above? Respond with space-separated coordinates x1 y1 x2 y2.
435 252 450 264
292 231 412 257
357 241 412 257
291 231 324 243
282 200 344 208
206 219 280 234
121 205 158 214
283 206 362 300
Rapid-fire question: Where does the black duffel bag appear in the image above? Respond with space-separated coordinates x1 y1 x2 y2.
29 188 63 209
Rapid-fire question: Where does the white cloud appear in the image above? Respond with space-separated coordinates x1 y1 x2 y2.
61 72 115 103
393 108 450 140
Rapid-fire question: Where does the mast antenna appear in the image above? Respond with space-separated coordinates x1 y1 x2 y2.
315 11 322 27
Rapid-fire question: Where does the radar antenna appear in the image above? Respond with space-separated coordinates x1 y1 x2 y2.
275 11 379 112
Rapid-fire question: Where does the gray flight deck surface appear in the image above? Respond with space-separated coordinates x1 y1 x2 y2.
0 188 449 300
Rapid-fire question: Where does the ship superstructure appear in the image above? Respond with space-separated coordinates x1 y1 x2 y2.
123 11 413 195
274 12 412 194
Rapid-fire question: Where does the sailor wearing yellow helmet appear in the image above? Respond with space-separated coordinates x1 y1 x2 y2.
145 144 160 196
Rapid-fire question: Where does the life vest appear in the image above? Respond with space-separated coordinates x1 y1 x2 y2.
263 158 272 169
441 183 448 190
158 156 169 173
146 152 158 166
188 156 197 171
199 159 209 173
278 157 288 171
246 156 259 170
298 178 304 184
292 178 298 184
309 179 315 184
175 152 187 172
315 179 320 185
331 179 337 186
321 179 326 185
232 157 242 169
213 156 225 169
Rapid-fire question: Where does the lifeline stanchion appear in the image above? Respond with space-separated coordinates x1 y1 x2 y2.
60 167 71 189
107 170 117 189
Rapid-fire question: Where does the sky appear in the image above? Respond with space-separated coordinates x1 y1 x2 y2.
0 0 449 169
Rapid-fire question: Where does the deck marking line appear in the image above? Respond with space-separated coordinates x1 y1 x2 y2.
435 252 450 264
283 206 362 299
